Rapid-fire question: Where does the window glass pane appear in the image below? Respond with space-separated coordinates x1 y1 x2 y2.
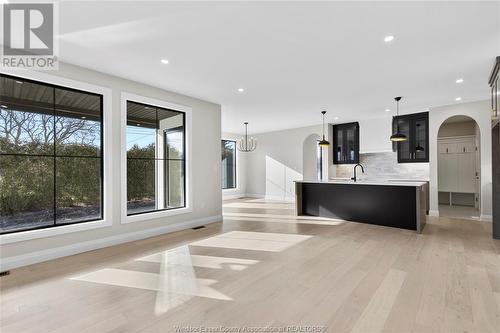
0 155 54 233
222 140 236 189
126 100 185 215
0 76 54 155
54 88 102 156
127 101 156 158
160 110 184 159
127 158 156 215
55 157 101 224
165 127 184 159
166 160 184 209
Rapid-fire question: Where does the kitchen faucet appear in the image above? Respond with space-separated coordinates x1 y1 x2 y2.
351 163 364 182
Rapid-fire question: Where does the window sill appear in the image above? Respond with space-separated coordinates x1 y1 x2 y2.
122 206 193 224
0 219 112 245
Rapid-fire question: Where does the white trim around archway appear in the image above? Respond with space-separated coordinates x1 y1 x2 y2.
428 100 492 222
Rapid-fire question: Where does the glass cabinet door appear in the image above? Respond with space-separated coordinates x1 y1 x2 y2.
413 118 427 161
334 127 344 163
345 124 358 163
396 118 411 162
333 122 359 164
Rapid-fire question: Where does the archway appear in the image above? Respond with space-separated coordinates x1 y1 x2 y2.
437 115 481 220
303 134 322 181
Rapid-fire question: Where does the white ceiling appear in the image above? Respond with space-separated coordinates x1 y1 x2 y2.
56 1 500 134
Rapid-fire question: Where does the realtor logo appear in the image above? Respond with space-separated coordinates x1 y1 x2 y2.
2 2 58 69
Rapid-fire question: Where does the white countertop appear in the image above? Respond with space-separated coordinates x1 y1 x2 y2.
295 179 427 187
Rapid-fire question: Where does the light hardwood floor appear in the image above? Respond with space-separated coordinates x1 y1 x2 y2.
1 198 499 333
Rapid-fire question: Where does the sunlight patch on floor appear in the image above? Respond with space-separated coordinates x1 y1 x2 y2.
190 231 312 252
223 212 346 226
71 268 230 299
69 231 312 315
136 246 259 271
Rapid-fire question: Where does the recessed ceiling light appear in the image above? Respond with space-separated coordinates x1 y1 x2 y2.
334 116 339 120
160 59 169 64
384 35 395 43
385 108 391 112
456 78 464 84
237 88 245 92
455 97 462 101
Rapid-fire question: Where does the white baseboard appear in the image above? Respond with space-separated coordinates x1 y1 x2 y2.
265 195 295 203
428 210 440 217
222 194 246 200
0 214 222 271
239 193 294 202
480 214 493 222
245 193 265 199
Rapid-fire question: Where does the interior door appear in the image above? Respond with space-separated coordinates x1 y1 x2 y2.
458 152 476 193
474 135 481 209
438 151 458 192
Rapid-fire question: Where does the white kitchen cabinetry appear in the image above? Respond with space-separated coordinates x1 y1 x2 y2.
438 136 477 205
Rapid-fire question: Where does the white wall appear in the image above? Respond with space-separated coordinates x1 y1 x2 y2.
245 124 326 200
221 132 247 200
429 100 492 219
438 119 476 137
358 116 394 153
0 62 222 270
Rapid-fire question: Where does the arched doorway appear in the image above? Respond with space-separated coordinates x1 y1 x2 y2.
437 115 481 220
303 134 322 181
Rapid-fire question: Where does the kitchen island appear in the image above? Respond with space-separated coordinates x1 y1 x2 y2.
295 180 428 233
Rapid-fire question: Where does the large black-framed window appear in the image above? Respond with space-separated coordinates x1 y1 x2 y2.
126 101 186 216
0 74 104 235
221 140 236 189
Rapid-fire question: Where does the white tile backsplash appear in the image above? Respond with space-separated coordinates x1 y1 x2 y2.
334 152 429 181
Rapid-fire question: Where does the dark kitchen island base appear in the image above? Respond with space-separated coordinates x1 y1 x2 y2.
295 180 427 233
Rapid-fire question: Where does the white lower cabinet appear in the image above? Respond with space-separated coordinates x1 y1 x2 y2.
438 137 477 194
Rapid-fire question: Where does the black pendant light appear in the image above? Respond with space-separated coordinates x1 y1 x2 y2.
390 96 408 142
318 111 330 147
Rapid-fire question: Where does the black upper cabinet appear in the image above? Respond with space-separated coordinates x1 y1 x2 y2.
392 112 429 163
333 122 359 164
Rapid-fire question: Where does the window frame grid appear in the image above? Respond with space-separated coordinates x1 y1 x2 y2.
0 73 104 235
221 139 237 190
125 100 186 217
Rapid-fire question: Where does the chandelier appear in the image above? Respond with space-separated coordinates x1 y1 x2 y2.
237 122 257 152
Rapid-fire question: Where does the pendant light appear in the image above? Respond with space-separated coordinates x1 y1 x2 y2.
237 122 257 152
318 111 330 147
390 96 408 142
